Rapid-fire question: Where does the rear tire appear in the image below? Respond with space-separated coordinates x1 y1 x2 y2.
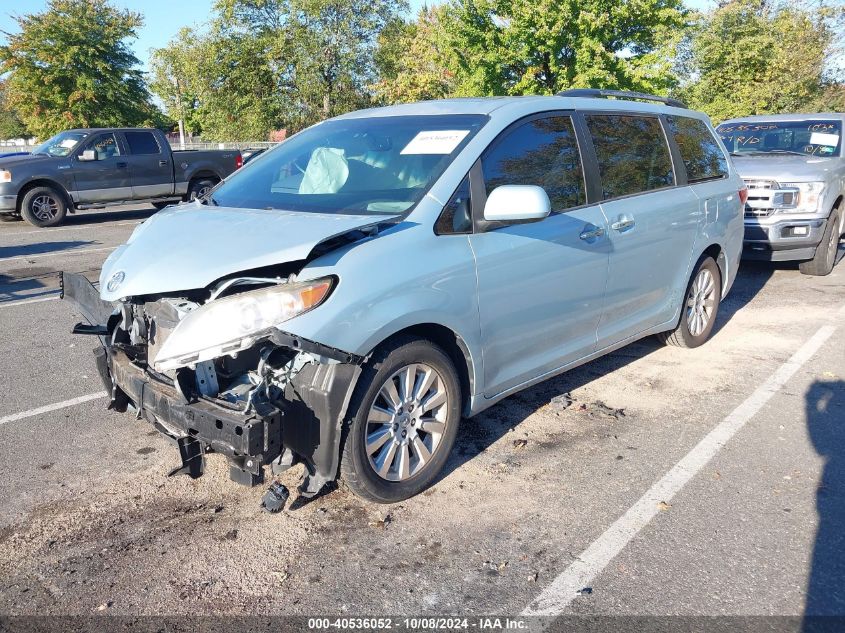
186 178 216 202
20 186 68 228
658 255 722 348
799 209 840 277
340 336 462 503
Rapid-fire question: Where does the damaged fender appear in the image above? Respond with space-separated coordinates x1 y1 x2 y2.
61 270 365 496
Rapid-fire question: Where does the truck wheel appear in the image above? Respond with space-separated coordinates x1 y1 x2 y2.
20 186 68 228
340 336 461 503
799 210 840 277
187 178 216 201
658 255 722 348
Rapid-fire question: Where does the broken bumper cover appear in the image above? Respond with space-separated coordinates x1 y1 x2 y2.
61 270 362 495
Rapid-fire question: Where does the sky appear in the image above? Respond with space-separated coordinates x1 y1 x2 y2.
1 0 715 73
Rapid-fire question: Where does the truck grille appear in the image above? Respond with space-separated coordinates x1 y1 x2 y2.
743 179 779 218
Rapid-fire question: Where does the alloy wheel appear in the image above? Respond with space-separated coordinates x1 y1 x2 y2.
365 363 450 482
686 268 716 337
30 195 59 222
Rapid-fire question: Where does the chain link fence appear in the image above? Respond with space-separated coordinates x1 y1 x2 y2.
1 140 280 153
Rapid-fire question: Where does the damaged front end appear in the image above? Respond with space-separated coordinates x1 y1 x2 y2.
60 270 362 496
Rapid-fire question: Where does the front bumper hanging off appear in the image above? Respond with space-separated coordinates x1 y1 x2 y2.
60 271 362 495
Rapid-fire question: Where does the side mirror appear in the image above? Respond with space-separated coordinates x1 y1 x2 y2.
78 149 96 162
483 185 551 223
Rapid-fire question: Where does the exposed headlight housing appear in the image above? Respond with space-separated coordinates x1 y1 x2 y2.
153 277 334 371
778 182 825 214
0 170 11 183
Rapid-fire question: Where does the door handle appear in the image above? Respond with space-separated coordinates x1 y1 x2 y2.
579 225 606 241
159 160 168 167
611 218 635 231
116 161 127 169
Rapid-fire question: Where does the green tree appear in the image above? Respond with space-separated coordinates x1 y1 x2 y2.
0 0 164 138
373 7 456 104
149 28 205 137
431 0 688 97
0 80 28 140
678 0 844 121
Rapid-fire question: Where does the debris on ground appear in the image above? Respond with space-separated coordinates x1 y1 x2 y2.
482 560 509 575
271 570 290 583
576 587 593 595
657 501 672 511
513 439 528 449
549 393 575 411
369 513 392 529
578 400 626 420
261 482 290 514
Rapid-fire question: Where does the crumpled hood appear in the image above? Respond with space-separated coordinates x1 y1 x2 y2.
731 154 837 183
99 203 392 301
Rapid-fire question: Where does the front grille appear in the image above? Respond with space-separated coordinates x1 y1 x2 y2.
743 179 778 218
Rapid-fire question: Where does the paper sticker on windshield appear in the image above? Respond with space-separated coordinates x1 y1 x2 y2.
401 130 470 155
809 132 839 147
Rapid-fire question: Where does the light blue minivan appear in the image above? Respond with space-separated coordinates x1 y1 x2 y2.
64 90 745 503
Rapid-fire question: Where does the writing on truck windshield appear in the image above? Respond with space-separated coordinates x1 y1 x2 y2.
210 114 487 215
716 120 841 157
32 131 89 157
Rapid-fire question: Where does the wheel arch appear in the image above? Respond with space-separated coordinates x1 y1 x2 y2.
187 170 221 184
701 242 728 295
362 322 476 418
16 179 73 212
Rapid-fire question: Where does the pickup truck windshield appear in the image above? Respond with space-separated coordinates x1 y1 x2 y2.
32 131 89 157
210 114 487 215
716 120 841 157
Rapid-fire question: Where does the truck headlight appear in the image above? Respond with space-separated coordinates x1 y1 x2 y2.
153 277 334 371
778 182 825 214
0 170 11 183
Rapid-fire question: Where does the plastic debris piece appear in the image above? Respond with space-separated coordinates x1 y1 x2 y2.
261 482 290 514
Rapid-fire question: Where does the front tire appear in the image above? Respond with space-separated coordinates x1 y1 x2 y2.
340 336 461 503
799 209 840 277
658 255 722 348
20 186 68 228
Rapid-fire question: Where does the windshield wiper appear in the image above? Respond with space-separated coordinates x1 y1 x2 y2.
767 149 807 156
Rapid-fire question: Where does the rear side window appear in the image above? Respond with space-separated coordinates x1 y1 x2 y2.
585 115 674 200
124 131 161 155
482 115 585 211
667 116 728 183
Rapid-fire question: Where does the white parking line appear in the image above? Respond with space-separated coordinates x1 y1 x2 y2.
0 295 59 308
0 392 107 427
2 220 141 237
0 245 114 264
523 321 839 616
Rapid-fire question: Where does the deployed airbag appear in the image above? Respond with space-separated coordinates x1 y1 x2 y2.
299 147 349 194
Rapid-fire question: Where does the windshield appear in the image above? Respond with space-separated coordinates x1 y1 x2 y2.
210 114 487 215
32 131 89 157
716 120 841 157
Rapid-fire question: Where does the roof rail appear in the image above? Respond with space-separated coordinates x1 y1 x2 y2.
556 88 687 109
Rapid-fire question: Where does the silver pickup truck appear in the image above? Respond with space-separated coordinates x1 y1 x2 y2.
717 114 844 275
0 127 242 228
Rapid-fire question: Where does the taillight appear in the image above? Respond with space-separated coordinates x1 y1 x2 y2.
235 154 243 169
738 187 748 205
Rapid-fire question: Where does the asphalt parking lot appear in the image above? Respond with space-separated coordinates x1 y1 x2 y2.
0 205 843 619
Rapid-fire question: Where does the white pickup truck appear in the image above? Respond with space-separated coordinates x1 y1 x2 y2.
717 114 844 275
